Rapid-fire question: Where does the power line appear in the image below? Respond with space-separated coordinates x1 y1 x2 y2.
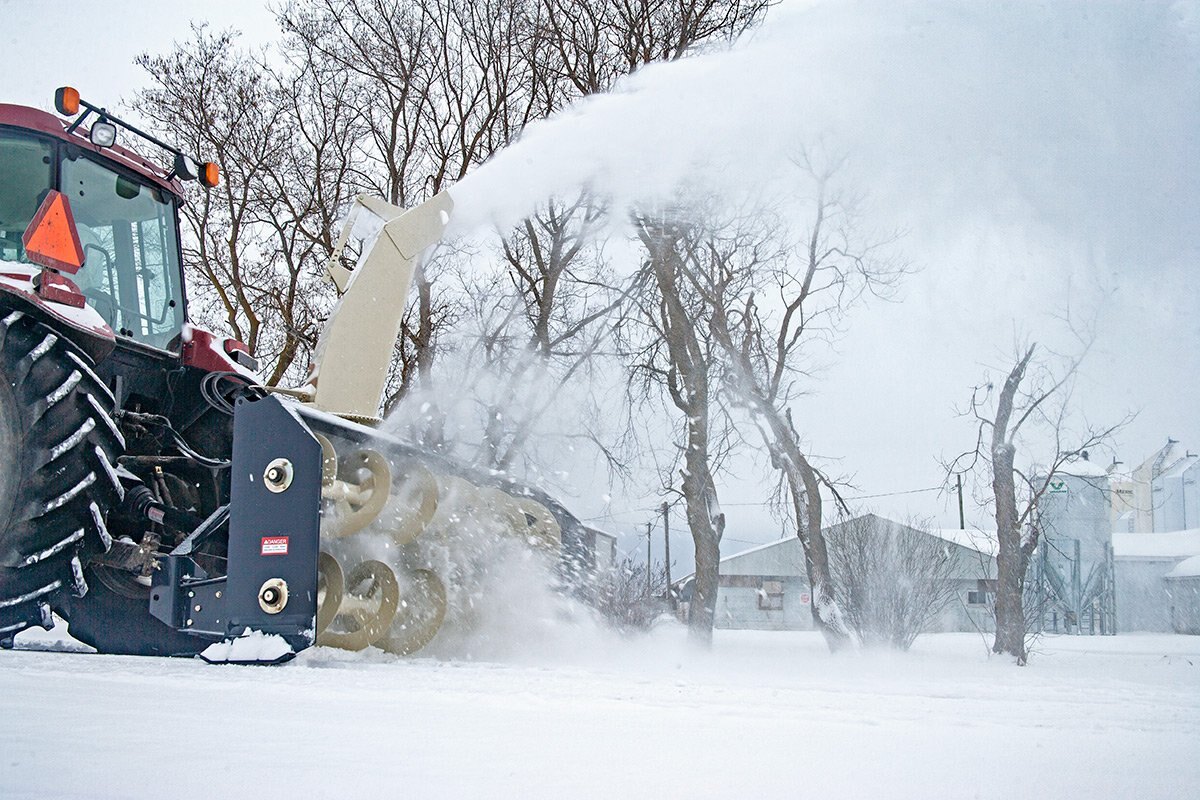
834 485 945 501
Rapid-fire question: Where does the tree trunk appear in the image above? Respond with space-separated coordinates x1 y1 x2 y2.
764 408 852 650
989 347 1035 664
639 215 724 647
682 415 723 646
991 440 1027 663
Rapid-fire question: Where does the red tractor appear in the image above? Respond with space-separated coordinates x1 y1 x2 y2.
0 89 587 661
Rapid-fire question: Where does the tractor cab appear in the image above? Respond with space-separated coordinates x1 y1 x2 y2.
61 144 186 349
0 88 216 354
0 128 185 349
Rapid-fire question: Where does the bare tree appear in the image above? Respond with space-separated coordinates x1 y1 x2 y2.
540 0 771 96
703 156 905 649
469 192 628 471
624 159 902 649
279 0 544 406
135 26 351 385
446 0 777 474
375 190 639 480
280 0 532 205
593 554 671 633
948 338 1128 664
826 514 959 650
627 205 740 646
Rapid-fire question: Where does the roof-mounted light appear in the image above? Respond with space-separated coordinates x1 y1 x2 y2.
53 85 219 188
90 119 117 148
199 162 220 188
55 86 80 116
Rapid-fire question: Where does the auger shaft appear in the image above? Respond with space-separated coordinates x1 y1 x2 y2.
310 432 561 657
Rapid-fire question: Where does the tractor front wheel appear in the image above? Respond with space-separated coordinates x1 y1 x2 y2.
0 310 124 645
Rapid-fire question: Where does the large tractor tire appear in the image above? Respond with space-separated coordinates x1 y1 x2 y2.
0 310 124 645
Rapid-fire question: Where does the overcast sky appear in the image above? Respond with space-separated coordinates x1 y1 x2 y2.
0 0 277 109
3 1 1197 570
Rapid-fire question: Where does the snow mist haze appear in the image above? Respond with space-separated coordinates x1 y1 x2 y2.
2 8 1198 797
451 0 1199 259
442 1 1200 563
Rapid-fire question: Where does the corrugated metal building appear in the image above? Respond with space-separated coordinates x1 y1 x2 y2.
710 536 814 631
1165 555 1200 634
1153 456 1200 532
1034 459 1117 633
1112 529 1200 632
682 517 1200 635
1113 439 1198 534
686 515 998 633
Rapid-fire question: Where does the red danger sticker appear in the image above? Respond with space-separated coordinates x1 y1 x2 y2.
261 536 289 556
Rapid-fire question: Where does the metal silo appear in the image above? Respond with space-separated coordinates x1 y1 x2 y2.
1033 455 1117 634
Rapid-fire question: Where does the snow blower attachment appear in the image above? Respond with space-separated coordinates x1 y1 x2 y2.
0 90 589 662
147 194 576 663
147 392 571 663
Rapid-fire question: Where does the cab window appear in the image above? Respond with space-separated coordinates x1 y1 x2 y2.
60 152 185 350
0 130 54 262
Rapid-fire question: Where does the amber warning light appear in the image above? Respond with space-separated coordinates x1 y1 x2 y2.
200 161 220 188
54 86 80 116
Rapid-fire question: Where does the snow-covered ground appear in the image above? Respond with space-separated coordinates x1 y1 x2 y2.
2 625 1197 799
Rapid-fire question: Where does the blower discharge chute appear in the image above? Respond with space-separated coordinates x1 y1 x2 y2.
0 88 588 663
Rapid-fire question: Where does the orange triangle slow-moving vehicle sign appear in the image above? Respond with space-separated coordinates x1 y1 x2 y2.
22 190 85 274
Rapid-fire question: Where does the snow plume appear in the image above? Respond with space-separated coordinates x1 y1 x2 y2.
353 1 1200 655
332 396 633 662
449 0 1199 273
380 339 617 491
445 0 1198 534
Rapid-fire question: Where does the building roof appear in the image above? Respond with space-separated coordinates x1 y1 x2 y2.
928 527 998 557
583 524 618 544
719 535 792 564
1165 555 1200 579
1055 457 1110 479
1112 529 1200 559
1157 454 1199 480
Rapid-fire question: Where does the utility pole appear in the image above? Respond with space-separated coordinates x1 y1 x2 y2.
646 521 652 598
662 502 672 604
957 474 966 530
